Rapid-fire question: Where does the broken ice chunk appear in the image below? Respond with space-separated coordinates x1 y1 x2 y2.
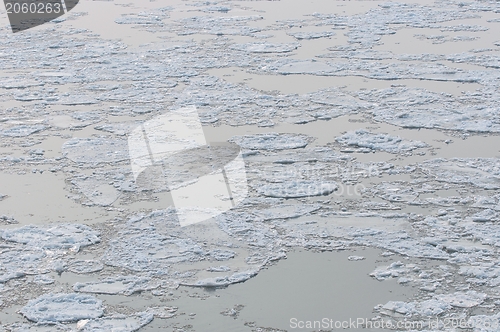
2 125 45 137
230 42 299 53
335 130 427 154
256 180 337 198
20 293 103 323
2 224 100 252
287 31 334 40
230 133 310 150
184 269 258 288
436 291 487 308
67 260 104 274
73 276 156 295
77 312 154 332
62 138 129 164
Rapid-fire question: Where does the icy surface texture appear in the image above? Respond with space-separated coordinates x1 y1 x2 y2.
2 224 100 252
77 312 154 332
2 0 500 329
20 293 103 323
230 133 311 150
336 130 427 153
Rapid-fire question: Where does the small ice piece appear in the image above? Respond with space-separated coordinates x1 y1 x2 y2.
252 204 321 221
2 125 45 137
230 133 310 150
115 15 163 25
2 224 100 252
381 301 414 316
277 60 335 75
436 291 487 308
416 299 451 316
62 138 129 164
420 158 500 190
33 275 55 285
335 130 427 153
202 6 231 13
73 276 156 296
67 260 104 274
77 312 153 331
145 306 178 319
471 209 498 222
230 42 299 53
381 299 451 317
348 256 365 261
209 249 236 261
0 249 48 282
10 323 72 331
207 266 231 272
256 180 337 198
103 230 204 272
287 31 334 40
184 270 258 288
468 313 500 332
20 293 103 323
0 215 17 224
70 176 120 206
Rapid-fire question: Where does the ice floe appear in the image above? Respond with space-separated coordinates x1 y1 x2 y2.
20 293 103 323
335 130 427 154
73 276 157 295
230 133 311 150
2 224 100 252
77 312 154 332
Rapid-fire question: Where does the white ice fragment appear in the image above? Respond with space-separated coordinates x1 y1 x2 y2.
471 209 499 222
73 276 156 296
20 293 103 323
78 312 153 332
2 125 45 137
230 42 299 53
256 181 337 198
2 224 100 252
287 31 334 40
252 204 321 221
468 313 500 332
62 138 129 164
381 299 451 317
348 256 365 261
381 301 414 316
436 291 487 308
420 158 500 190
207 266 231 272
277 60 335 75
230 133 310 150
33 275 55 285
335 130 427 153
184 270 258 288
115 15 163 25
67 260 104 274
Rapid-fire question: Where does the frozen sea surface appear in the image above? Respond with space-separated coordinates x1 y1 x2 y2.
2 0 500 330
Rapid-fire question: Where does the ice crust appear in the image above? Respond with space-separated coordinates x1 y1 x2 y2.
381 291 487 317
20 293 104 323
77 312 154 332
230 42 300 53
335 130 427 153
2 0 500 329
230 133 310 150
74 276 157 295
62 138 129 164
2 224 100 252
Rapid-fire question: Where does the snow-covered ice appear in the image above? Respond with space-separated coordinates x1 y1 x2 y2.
20 293 103 323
